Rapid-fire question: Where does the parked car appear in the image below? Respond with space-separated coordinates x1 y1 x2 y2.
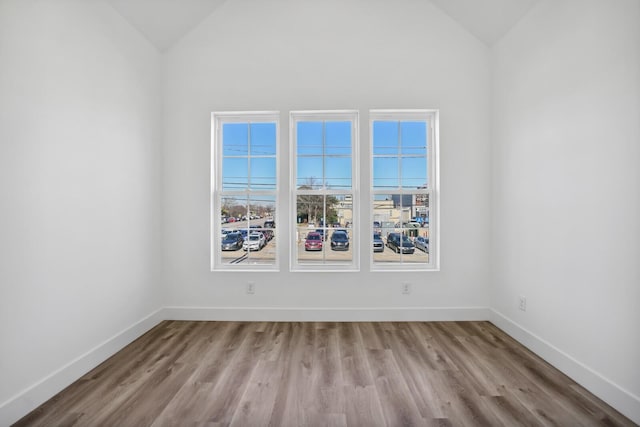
330 230 349 251
415 236 429 253
263 220 275 228
243 232 265 251
402 222 421 229
373 233 384 252
304 232 323 251
260 229 274 241
386 232 415 254
221 228 232 240
221 232 243 251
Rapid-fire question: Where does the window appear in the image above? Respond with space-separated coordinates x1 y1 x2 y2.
290 111 359 271
211 112 279 270
370 110 438 270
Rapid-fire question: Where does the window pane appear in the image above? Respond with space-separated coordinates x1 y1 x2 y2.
412 193 430 264
244 195 276 265
373 157 398 190
401 156 427 189
325 194 353 263
325 121 351 155
334 194 353 229
220 195 276 266
250 157 276 190
372 193 429 265
296 194 353 265
249 122 276 156
372 194 398 263
222 157 248 190
373 121 398 155
296 194 326 264
325 156 352 190
220 195 248 265
297 121 323 155
400 121 427 155
223 123 248 156
297 156 323 189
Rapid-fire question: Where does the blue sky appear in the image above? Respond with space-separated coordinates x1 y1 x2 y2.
372 121 428 190
221 120 428 193
222 122 276 191
297 121 352 189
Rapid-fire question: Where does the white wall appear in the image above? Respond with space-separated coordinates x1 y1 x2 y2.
0 0 163 422
491 0 640 421
162 0 492 314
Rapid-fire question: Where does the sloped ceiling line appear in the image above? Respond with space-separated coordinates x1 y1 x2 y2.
107 0 228 51
108 0 539 52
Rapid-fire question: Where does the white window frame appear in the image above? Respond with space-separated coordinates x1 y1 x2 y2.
211 111 280 271
370 109 439 271
290 110 360 272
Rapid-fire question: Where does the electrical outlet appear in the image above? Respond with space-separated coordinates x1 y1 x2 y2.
519 296 526 311
246 281 256 295
402 282 411 295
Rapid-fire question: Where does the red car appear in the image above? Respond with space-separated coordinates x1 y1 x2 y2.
304 232 323 251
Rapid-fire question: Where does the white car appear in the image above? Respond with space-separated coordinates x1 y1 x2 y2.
242 232 265 251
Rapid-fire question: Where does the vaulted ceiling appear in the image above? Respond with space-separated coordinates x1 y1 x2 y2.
430 0 539 45
107 0 539 51
107 0 228 51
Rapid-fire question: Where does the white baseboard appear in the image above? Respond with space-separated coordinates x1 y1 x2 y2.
489 309 640 425
163 306 491 322
0 308 165 427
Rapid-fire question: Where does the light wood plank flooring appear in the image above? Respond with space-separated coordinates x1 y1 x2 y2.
14 321 635 426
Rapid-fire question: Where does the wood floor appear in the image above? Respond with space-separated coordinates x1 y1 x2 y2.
15 321 634 427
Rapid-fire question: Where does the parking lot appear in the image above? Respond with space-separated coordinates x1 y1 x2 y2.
296 227 429 264
296 227 353 264
220 221 429 265
221 219 276 265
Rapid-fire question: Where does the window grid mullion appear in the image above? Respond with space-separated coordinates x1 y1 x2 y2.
322 195 327 263
397 121 402 192
246 123 251 190
322 121 326 190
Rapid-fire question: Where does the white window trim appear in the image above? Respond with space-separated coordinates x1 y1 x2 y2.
211 111 280 272
289 110 360 272
369 109 440 271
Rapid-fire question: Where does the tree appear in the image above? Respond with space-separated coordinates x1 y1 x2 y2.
221 196 236 217
296 177 338 224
